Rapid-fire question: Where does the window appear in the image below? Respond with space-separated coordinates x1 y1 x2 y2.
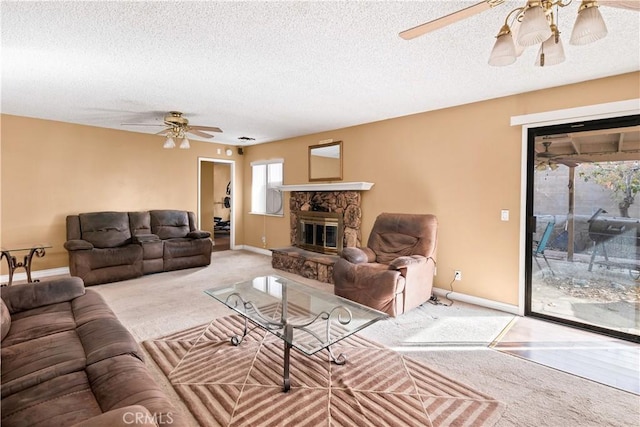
251 159 284 216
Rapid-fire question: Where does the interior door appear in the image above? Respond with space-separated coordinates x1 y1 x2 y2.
525 115 640 343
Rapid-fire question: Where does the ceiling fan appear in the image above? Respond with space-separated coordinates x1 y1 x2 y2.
399 0 640 67
123 111 222 149
536 141 581 169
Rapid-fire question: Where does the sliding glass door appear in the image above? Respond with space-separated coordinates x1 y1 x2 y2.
525 115 640 343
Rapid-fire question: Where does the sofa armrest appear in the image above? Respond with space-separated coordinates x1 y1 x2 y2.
1 277 85 314
187 230 211 239
388 255 427 270
64 239 94 251
341 247 376 264
71 405 158 427
132 234 161 244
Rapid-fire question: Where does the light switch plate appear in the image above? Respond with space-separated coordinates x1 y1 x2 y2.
501 209 509 221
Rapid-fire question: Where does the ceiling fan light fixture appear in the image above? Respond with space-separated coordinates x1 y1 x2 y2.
570 1 608 45
163 136 176 149
517 1 553 47
535 25 566 66
179 136 190 149
510 17 526 57
488 24 517 66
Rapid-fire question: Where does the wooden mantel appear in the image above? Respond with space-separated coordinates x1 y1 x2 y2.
278 182 374 192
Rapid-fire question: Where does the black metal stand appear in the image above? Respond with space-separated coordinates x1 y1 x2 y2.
1 246 47 286
225 292 351 392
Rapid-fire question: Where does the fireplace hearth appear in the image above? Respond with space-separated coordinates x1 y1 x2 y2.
272 184 373 284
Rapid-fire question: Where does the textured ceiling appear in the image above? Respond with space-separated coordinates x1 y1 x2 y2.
2 1 639 146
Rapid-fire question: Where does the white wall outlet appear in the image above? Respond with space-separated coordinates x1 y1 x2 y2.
454 270 462 281
501 209 509 221
217 148 221 155
261 236 266 244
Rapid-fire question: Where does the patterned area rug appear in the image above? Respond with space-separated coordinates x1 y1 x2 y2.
143 315 504 427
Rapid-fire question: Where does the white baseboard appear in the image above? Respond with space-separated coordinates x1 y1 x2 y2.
432 287 520 315
236 245 273 257
1 267 70 284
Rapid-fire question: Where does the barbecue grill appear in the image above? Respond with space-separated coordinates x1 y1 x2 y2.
588 208 640 271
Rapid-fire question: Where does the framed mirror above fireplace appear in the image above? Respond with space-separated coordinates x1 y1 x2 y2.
309 141 342 182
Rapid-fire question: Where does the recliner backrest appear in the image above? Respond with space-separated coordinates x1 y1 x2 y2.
150 210 191 239
367 213 437 264
129 211 152 236
78 212 132 248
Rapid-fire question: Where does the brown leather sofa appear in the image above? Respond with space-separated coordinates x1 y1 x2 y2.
333 213 438 317
65 210 212 285
0 277 184 426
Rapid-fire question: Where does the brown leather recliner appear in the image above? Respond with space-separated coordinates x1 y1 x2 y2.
65 210 212 285
333 213 437 317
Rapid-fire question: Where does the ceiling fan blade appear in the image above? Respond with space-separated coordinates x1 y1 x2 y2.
190 125 223 133
599 0 640 11
187 129 215 138
155 129 170 135
556 159 580 168
399 0 504 40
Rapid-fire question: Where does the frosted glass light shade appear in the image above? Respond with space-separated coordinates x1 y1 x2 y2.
517 4 552 47
570 4 608 45
488 32 517 66
510 18 526 57
163 136 176 149
535 33 566 66
179 136 190 149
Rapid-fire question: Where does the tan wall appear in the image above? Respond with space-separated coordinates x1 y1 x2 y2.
2 73 637 304
242 72 640 306
200 162 215 233
0 115 243 272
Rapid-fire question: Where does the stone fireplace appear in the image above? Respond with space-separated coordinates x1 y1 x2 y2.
271 182 373 284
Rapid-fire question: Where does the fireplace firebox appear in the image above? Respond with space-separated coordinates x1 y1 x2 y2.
297 211 343 255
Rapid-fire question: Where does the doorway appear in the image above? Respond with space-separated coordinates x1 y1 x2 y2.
525 115 640 343
199 158 234 252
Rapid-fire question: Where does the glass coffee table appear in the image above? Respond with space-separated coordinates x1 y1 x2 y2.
205 275 388 392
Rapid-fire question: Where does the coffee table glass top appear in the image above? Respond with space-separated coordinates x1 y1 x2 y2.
205 275 388 355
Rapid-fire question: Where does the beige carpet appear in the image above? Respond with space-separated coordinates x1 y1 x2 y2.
91 251 640 427
143 314 504 427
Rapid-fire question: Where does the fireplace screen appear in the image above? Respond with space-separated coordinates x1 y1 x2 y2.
297 212 342 254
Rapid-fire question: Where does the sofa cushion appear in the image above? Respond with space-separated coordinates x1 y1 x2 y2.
370 232 419 264
71 405 159 427
187 230 211 239
86 355 184 427
129 211 152 236
1 277 85 314
2 302 76 346
77 317 144 365
1 299 10 341
150 210 190 239
72 290 118 326
80 212 132 248
0 371 102 427
1 330 86 398
88 245 143 270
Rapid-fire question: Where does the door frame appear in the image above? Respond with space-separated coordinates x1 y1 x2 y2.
512 99 640 340
198 157 236 250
